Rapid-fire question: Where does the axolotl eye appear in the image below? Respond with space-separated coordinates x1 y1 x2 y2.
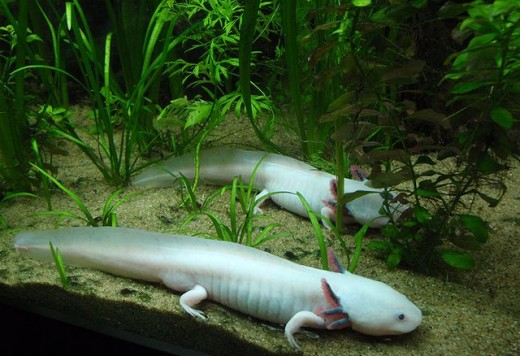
396 313 406 321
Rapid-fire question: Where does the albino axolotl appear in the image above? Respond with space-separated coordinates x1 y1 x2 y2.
14 227 422 349
132 148 407 228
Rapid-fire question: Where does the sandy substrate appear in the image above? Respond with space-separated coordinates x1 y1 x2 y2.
1 111 519 355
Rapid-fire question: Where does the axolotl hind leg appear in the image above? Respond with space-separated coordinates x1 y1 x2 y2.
179 284 208 319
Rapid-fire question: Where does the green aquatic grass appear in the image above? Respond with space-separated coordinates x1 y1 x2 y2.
176 174 201 213
29 163 138 227
179 154 287 246
28 0 191 186
49 241 68 288
226 177 287 246
0 0 31 191
239 0 275 151
64 1 125 184
296 192 364 272
279 0 307 158
181 180 286 247
348 222 370 273
30 163 96 225
31 138 52 210
296 192 329 270
33 0 70 106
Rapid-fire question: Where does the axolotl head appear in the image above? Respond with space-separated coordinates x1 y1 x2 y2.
322 271 422 337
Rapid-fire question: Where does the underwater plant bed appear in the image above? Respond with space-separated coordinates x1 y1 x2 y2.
1 120 519 354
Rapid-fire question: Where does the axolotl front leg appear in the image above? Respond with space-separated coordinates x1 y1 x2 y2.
321 179 358 229
285 278 350 349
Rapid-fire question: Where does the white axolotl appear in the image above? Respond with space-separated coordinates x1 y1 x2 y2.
14 227 422 349
132 148 408 228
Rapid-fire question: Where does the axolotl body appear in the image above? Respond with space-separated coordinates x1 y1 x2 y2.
132 148 408 228
14 227 422 349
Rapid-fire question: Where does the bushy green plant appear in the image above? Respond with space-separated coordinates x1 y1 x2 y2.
441 0 519 149
163 0 280 149
285 0 518 273
369 0 519 273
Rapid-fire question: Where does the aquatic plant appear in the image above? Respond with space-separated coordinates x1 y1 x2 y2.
372 0 519 272
309 0 519 272
0 0 203 187
180 155 287 246
233 0 517 272
30 163 138 227
49 241 68 288
155 0 280 152
239 0 281 151
0 0 33 192
47 0 187 185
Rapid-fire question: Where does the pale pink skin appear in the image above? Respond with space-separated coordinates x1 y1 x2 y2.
132 148 407 228
15 227 422 349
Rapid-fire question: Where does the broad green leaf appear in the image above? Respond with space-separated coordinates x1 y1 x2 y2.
406 109 447 127
417 169 438 177
491 106 514 128
440 250 475 269
343 190 375 203
414 206 430 223
411 0 427 9
365 149 410 163
437 148 459 160
184 102 212 128
382 224 400 239
381 60 425 83
366 240 391 251
477 191 500 207
450 234 484 250
327 92 354 112
417 180 440 197
459 214 488 243
467 33 496 50
353 0 371 7
387 247 402 268
414 155 437 166
438 2 467 19
417 189 440 197
450 82 489 94
476 152 504 174
369 169 413 188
